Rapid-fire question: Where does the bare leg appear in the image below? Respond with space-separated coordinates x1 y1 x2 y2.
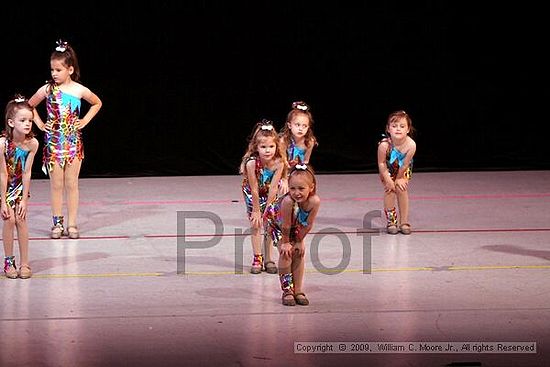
263 236 276 265
278 245 295 305
250 226 263 273
291 244 305 294
383 190 397 211
396 189 409 224
384 190 398 234
49 164 65 218
251 227 262 255
15 217 29 265
2 209 17 278
2 211 16 257
291 242 308 305
278 246 292 275
64 159 82 228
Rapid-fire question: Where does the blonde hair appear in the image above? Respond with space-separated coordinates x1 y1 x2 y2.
239 119 288 175
288 164 317 195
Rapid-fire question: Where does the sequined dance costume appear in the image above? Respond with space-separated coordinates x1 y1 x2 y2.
4 138 30 209
42 84 83 174
264 193 311 246
242 157 275 218
287 138 306 168
383 138 413 181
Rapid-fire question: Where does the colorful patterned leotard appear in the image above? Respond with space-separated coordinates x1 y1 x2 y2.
43 84 83 174
4 139 31 209
382 138 413 181
264 193 311 246
242 157 275 218
287 138 306 168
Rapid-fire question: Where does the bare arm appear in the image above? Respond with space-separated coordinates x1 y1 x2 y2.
295 195 320 242
277 140 290 195
245 159 262 228
77 87 102 129
377 140 395 192
0 138 10 219
28 85 48 131
17 138 39 219
278 195 295 258
265 160 284 212
303 144 314 164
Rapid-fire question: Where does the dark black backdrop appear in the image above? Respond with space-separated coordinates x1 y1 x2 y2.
3 2 547 177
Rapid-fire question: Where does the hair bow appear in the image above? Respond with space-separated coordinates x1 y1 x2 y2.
292 101 309 111
260 118 274 130
56 39 68 52
14 95 26 103
295 164 308 170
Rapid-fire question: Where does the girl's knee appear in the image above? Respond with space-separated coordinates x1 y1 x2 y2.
4 216 16 226
50 178 64 191
64 178 80 190
15 217 26 226
278 252 292 262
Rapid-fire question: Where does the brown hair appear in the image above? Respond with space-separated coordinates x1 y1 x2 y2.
50 39 81 83
239 119 288 175
386 110 415 138
3 95 35 140
280 101 318 149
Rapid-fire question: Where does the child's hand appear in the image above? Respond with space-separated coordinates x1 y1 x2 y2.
279 242 293 258
395 178 409 191
249 211 262 228
16 200 27 220
278 178 289 196
1 203 10 220
75 118 87 130
383 179 395 193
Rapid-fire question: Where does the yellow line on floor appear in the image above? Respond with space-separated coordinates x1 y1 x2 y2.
448 265 550 271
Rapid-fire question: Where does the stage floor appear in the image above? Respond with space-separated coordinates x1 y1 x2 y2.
2 171 550 367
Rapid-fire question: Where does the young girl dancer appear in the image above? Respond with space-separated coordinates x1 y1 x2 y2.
377 110 416 234
29 39 102 239
265 164 320 306
278 101 318 195
240 119 287 274
1 96 39 278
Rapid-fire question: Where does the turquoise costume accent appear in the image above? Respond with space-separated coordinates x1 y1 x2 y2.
287 137 306 167
264 193 311 246
242 157 275 217
382 138 413 180
4 139 30 209
43 84 83 174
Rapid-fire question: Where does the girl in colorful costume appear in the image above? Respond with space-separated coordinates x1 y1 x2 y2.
264 164 320 306
377 110 416 235
1 96 39 278
278 101 318 194
240 119 287 274
29 40 102 239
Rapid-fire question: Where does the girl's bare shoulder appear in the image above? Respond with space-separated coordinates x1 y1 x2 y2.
308 194 321 207
26 137 40 150
406 136 417 150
